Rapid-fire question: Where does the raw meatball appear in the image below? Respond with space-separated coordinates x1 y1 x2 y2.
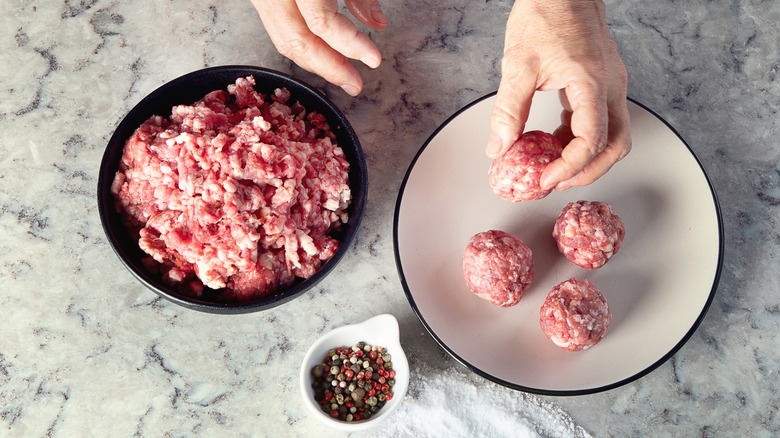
488 131 563 202
539 279 611 351
553 200 626 269
462 230 534 307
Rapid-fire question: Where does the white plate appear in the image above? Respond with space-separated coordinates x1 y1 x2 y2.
393 92 723 395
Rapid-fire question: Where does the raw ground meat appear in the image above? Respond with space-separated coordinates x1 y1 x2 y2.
112 76 351 301
488 131 563 202
462 230 534 307
539 278 611 351
553 200 625 269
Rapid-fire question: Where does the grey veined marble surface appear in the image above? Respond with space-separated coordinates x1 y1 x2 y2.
1 0 778 436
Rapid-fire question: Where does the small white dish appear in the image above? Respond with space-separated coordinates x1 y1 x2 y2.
299 314 410 431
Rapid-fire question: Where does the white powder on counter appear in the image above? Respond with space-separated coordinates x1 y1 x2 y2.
364 364 592 438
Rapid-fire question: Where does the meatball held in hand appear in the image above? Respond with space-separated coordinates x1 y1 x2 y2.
539 278 611 351
553 200 626 269
462 230 534 307
489 131 563 202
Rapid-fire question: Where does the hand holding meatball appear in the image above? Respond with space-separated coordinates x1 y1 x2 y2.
486 0 631 191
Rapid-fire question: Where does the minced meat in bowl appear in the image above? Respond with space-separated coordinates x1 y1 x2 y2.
97 66 367 313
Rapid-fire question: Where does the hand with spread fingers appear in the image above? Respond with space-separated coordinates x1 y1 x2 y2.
249 0 388 96
486 0 631 191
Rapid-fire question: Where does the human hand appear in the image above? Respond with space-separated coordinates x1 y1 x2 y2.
249 0 387 96
486 0 631 191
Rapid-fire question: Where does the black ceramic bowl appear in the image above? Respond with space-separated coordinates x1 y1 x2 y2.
97 66 367 314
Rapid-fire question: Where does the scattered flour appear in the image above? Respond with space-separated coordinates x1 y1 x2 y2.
364 363 592 438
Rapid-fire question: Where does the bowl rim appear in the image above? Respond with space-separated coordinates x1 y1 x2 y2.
97 65 368 313
299 314 410 431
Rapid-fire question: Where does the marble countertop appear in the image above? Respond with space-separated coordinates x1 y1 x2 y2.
1 0 778 436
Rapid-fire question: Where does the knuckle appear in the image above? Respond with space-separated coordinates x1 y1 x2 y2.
277 36 311 59
490 103 521 127
617 137 632 160
305 14 334 37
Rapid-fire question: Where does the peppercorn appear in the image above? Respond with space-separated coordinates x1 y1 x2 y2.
310 341 396 422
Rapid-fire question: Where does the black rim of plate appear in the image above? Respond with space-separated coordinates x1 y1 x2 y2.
97 65 367 314
392 92 724 396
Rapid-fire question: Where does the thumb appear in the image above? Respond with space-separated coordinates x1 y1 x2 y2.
486 63 536 159
345 0 388 30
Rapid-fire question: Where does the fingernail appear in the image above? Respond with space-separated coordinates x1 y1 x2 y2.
341 84 360 96
485 133 503 158
555 181 571 191
371 5 387 25
361 56 380 69
540 172 559 191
